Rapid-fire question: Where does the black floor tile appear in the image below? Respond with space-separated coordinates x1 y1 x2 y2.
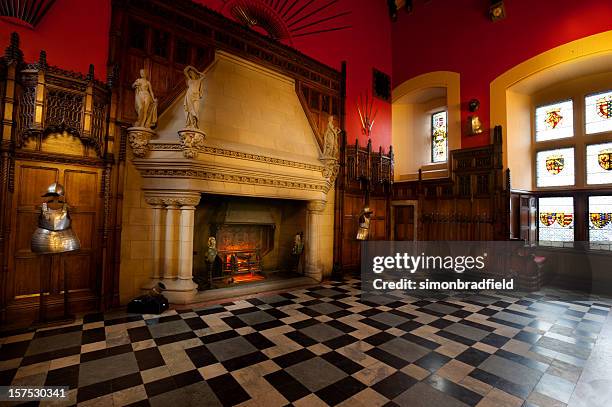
185 345 217 368
366 348 410 370
45 364 80 389
372 372 417 399
265 370 310 402
135 347 165 371
415 352 451 372
316 376 366 405
81 327 106 344
456 348 490 367
426 374 483 406
273 349 316 369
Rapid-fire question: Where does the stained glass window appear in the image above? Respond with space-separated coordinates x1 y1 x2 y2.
536 147 575 187
586 142 612 185
431 111 447 163
589 196 612 244
585 90 612 134
535 100 574 141
538 197 574 242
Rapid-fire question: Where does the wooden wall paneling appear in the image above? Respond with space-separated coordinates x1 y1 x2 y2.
393 128 509 242
4 162 103 326
0 33 118 329
334 132 393 272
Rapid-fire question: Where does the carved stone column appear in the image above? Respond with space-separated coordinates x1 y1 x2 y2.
178 205 195 280
142 193 201 304
305 200 326 282
163 203 180 279
150 202 164 279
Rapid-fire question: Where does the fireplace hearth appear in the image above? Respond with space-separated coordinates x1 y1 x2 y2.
194 194 308 289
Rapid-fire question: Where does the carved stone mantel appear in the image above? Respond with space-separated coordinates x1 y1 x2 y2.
144 191 201 207
132 153 333 202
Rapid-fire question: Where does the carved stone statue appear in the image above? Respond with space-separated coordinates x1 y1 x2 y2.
183 66 205 129
132 69 157 129
323 115 341 159
356 207 373 240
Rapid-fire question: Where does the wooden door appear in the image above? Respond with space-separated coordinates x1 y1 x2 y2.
394 205 416 241
4 161 102 327
341 194 363 270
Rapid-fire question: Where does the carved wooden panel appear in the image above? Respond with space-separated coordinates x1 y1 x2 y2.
341 194 363 270
1 34 121 329
14 63 110 157
4 161 102 327
394 205 416 241
392 134 509 242
297 82 341 149
369 197 388 240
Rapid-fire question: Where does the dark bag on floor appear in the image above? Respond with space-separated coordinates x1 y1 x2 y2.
127 282 169 314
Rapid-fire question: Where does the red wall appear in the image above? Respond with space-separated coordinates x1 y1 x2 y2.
0 0 111 80
392 0 612 148
0 0 392 149
289 0 392 149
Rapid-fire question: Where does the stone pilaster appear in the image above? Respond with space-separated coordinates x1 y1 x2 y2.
178 205 196 281
305 200 326 282
163 204 180 279
150 203 164 279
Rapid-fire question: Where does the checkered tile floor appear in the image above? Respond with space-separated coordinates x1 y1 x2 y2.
1 278 611 406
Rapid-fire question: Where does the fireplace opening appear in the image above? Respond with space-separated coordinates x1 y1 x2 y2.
193 194 307 289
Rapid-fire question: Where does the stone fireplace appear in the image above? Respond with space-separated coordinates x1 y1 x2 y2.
119 50 338 304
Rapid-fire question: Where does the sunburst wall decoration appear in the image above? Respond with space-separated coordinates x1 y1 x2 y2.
0 0 56 28
220 0 351 43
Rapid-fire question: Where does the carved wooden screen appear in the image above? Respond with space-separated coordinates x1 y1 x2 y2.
116 15 215 125
0 34 118 329
6 161 102 325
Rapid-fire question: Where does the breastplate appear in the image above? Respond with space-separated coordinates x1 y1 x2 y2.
31 202 81 254
39 203 71 231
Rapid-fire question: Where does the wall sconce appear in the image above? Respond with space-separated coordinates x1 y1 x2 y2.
467 99 483 136
489 1 506 21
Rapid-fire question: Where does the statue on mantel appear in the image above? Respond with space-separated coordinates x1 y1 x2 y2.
132 69 158 129
322 115 341 159
183 65 206 129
